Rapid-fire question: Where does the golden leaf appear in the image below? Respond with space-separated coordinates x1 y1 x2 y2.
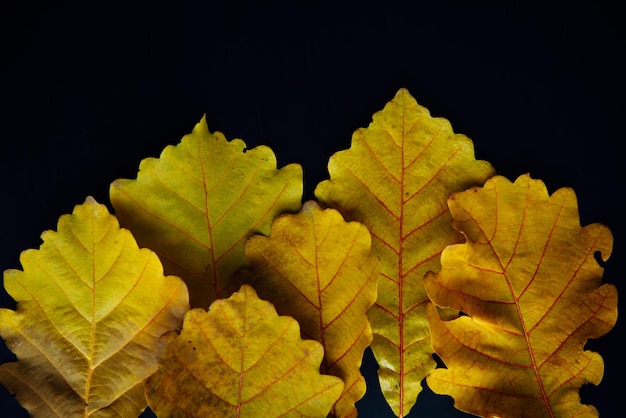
424 174 617 417
0 197 189 417
144 284 344 417
110 116 303 308
315 88 494 416
234 201 379 417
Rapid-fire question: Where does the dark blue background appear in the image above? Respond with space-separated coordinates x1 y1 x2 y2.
1 1 624 416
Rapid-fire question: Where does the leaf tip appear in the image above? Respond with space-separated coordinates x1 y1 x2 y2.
83 195 97 205
193 114 210 137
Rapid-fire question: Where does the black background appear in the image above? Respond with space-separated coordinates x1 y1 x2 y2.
1 1 624 417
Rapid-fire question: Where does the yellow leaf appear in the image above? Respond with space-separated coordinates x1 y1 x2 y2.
110 116 303 308
0 197 189 417
233 201 379 417
424 174 617 417
315 88 494 416
145 284 344 417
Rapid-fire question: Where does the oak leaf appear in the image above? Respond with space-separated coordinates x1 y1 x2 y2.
144 284 344 418
424 174 617 418
110 116 303 308
315 88 494 416
0 197 189 417
233 201 379 418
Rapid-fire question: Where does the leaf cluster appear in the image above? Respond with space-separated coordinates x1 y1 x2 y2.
0 89 617 417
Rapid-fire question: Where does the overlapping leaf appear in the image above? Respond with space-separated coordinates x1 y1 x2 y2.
315 88 495 416
145 284 344 417
424 174 617 417
234 201 379 418
110 116 303 308
0 197 189 417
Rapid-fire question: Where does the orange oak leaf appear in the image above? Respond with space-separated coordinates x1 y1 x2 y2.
234 201 380 418
315 88 494 416
0 197 189 417
110 116 303 308
144 284 344 418
424 174 617 418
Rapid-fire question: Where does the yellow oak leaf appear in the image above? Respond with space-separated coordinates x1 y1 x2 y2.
315 88 495 416
233 201 380 418
424 174 617 418
110 116 303 308
144 284 344 418
0 197 189 417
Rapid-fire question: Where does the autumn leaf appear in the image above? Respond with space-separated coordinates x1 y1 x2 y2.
232 201 379 418
424 174 617 418
0 197 189 417
145 284 344 417
110 116 303 308
315 88 495 416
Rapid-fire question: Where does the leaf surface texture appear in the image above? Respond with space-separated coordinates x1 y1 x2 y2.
424 174 617 417
0 197 189 417
235 201 379 417
315 88 494 416
110 116 303 308
144 284 344 417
